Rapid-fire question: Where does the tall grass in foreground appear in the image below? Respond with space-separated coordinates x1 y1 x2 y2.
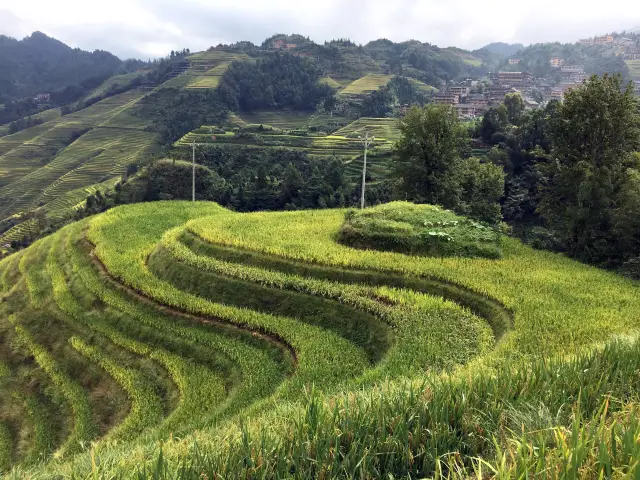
134 339 640 479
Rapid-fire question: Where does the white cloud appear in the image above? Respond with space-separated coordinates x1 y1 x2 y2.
0 0 638 58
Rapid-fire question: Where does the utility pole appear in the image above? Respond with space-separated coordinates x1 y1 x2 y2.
359 131 375 209
191 141 196 202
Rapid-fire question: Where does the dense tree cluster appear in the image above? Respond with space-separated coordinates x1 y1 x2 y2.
134 88 228 145
7 116 43 134
218 53 334 112
86 147 392 215
392 105 505 224
0 32 123 104
476 74 640 276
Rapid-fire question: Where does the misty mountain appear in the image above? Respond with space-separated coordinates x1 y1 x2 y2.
480 42 525 57
0 31 123 103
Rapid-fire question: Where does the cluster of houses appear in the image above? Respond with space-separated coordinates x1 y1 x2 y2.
431 72 539 119
578 33 640 60
270 39 298 50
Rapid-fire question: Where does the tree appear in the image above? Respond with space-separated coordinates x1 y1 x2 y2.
504 93 525 125
458 157 505 224
478 105 508 143
538 74 640 265
392 105 467 209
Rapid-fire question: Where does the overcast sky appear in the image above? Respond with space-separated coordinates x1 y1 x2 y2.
1 0 639 59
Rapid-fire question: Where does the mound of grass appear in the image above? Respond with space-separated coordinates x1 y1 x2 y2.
339 202 502 259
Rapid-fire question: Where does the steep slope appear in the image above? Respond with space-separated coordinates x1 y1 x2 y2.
0 89 158 247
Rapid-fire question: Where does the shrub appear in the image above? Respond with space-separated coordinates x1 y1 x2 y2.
338 202 502 259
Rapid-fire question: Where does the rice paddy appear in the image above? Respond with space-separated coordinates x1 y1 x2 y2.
0 89 157 248
339 74 394 96
0 200 636 478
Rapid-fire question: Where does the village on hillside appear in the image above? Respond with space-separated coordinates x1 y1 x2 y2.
434 31 640 120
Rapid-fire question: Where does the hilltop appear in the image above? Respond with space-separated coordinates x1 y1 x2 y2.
0 32 129 106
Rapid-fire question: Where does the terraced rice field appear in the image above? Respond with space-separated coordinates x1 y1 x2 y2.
82 73 144 103
0 201 638 477
0 108 62 138
334 117 401 141
177 118 396 161
339 74 394 96
237 110 347 129
407 77 439 94
627 60 640 81
0 89 157 247
160 51 250 90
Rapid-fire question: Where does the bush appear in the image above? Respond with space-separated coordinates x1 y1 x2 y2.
338 202 502 259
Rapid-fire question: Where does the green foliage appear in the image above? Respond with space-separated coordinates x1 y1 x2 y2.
503 92 525 125
218 53 334 112
393 105 468 208
393 105 504 223
134 88 228 144
539 74 640 266
338 202 502 259
457 157 505 224
0 32 122 105
117 160 224 203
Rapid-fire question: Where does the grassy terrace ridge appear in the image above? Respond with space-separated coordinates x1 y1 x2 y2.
176 117 399 162
338 202 503 259
0 200 638 477
339 73 395 96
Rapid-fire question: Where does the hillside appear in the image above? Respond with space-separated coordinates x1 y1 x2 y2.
0 88 158 248
0 32 123 104
480 42 525 57
0 201 638 477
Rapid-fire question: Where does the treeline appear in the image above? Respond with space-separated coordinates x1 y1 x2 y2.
7 115 43 134
218 53 334 111
476 74 640 277
134 88 228 145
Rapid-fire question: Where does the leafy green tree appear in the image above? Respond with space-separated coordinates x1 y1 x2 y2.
504 93 525 125
392 105 467 209
538 74 640 265
458 157 505 224
478 105 508 143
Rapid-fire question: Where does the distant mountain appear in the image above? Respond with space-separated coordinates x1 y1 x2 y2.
0 31 123 103
480 42 525 57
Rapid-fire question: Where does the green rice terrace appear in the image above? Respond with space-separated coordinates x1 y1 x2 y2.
159 50 251 90
0 89 158 250
176 117 401 180
0 200 639 477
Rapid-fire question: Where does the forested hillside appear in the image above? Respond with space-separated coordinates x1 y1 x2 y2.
0 32 125 104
